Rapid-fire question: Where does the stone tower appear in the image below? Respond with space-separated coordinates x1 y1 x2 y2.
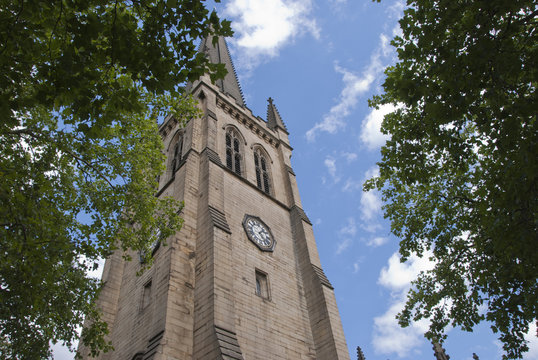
80 36 350 360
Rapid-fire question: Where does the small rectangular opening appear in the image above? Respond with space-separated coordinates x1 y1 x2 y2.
142 280 152 309
255 270 269 300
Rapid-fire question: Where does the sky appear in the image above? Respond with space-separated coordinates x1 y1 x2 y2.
53 1 538 359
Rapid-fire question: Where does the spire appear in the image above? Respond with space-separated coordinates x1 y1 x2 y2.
266 97 288 133
197 35 245 107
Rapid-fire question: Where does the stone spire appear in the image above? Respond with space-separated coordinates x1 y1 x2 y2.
266 97 288 133
191 35 245 107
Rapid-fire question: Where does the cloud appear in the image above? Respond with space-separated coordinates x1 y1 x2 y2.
85 257 105 279
373 252 435 357
306 62 379 141
335 238 352 255
306 30 396 142
357 166 383 232
360 103 397 150
224 0 319 69
339 217 357 237
364 165 380 180
51 341 78 360
378 252 434 291
324 156 340 183
360 190 382 221
342 152 358 162
342 178 362 192
336 217 357 255
373 300 428 357
367 236 388 247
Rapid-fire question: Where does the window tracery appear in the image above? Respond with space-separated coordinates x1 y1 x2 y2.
254 147 271 195
225 128 242 176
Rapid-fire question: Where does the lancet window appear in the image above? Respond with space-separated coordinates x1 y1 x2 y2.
254 148 271 195
225 128 242 176
171 133 183 173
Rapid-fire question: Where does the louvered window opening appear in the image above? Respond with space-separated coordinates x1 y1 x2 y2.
226 130 242 176
254 150 271 195
172 135 183 173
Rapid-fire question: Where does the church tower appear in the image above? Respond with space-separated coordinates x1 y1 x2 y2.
80 36 350 360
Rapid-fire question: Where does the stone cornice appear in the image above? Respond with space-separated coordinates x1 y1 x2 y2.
216 96 281 149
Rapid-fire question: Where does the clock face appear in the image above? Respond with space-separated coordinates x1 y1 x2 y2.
243 215 275 251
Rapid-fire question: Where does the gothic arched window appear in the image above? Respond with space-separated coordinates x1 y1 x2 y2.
254 148 271 195
225 128 242 176
171 133 183 173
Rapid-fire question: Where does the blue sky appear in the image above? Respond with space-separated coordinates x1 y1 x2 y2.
53 1 537 359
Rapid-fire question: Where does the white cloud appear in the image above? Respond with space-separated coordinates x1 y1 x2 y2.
364 165 380 180
339 217 357 237
373 252 435 357
306 61 379 141
360 103 397 150
357 166 383 232
324 156 340 183
360 190 382 221
373 300 427 357
335 238 352 255
85 257 105 279
342 178 362 193
361 221 382 234
342 152 358 162
224 0 319 69
306 30 396 142
367 236 388 247
378 252 434 291
388 0 406 21
51 340 77 360
335 217 357 255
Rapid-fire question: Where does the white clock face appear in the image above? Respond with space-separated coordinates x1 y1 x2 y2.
243 215 275 251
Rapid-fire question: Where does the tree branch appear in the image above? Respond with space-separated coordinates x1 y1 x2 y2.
7 128 116 189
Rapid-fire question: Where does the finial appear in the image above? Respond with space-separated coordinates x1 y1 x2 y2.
268 97 273 105
472 353 479 360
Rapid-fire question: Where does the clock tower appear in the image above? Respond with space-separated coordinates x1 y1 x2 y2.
80 36 350 360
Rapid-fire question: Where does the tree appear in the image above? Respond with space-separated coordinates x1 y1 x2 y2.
366 0 537 358
0 0 231 358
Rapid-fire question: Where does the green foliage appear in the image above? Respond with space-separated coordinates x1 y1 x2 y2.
0 0 231 358
367 0 537 358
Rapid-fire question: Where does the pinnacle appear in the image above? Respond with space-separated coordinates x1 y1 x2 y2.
266 97 288 133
